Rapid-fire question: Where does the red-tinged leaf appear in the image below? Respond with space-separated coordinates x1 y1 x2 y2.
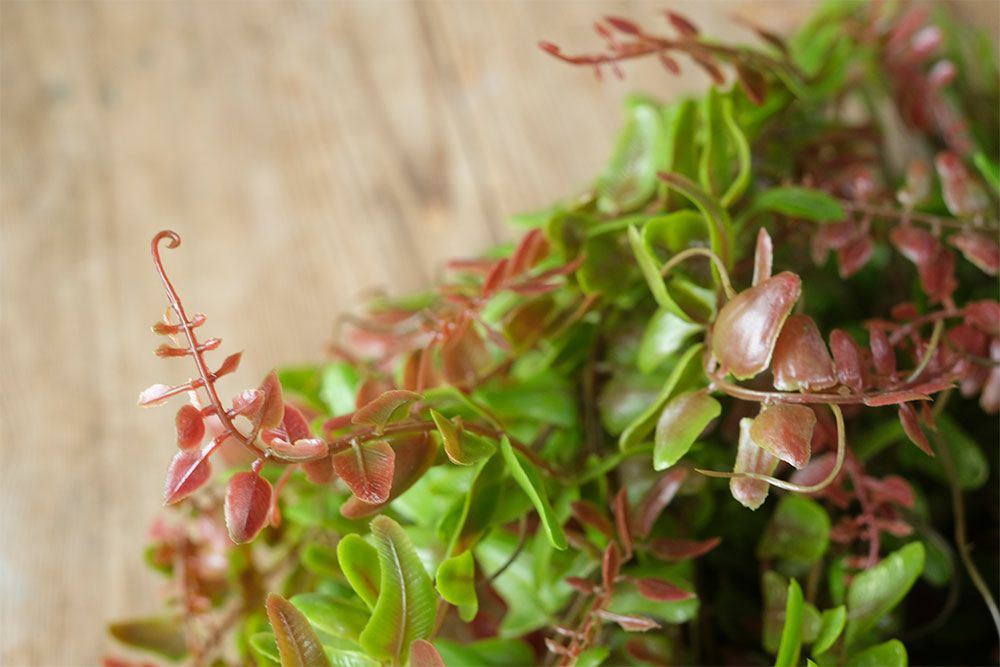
265 593 332 667
789 452 841 490
410 640 446 667
864 475 915 508
830 329 867 392
571 500 615 540
602 542 620 593
909 376 955 396
258 371 284 429
323 413 354 433
232 389 264 420
565 576 598 594
612 487 633 559
213 351 242 378
539 41 561 55
605 15 640 35
174 404 205 450
772 314 837 392
837 234 873 278
351 389 421 433
863 389 931 407
713 272 801 380
594 609 661 632
890 226 937 265
749 403 815 469
139 383 182 407
891 302 920 321
481 258 510 297
736 64 767 105
332 439 395 504
224 471 272 543
917 246 958 304
659 53 681 74
731 418 779 510
509 229 549 277
692 54 725 85
108 617 188 662
635 468 689 538
440 318 489 386
869 327 896 377
340 434 436 518
928 59 956 88
752 228 773 287
897 158 932 208
269 437 328 463
302 454 335 484
163 447 212 505
648 536 721 561
154 343 189 358
666 11 699 37
935 152 989 219
949 230 1000 276
898 403 933 456
630 577 695 602
281 404 312 442
965 300 1000 336
875 517 914 537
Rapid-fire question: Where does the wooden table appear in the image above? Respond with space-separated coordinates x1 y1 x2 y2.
1 2 992 664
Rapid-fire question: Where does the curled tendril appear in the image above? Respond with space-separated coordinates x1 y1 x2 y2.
660 246 737 301
695 403 846 494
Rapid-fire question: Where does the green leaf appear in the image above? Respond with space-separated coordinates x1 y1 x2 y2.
846 639 908 667
598 371 665 436
597 96 665 215
291 593 370 643
265 593 333 667
302 542 341 579
637 307 703 373
326 650 380 667
720 96 751 207
359 516 435 664
812 606 846 656
620 343 705 450
499 436 567 550
658 172 733 271
658 99 699 207
972 151 1000 194
653 390 721 470
898 415 988 490
250 632 281 665
845 543 925 647
337 534 381 609
321 362 361 416
436 550 479 622
751 187 845 222
698 86 728 198
628 224 687 318
775 579 804 667
433 638 535 667
431 409 495 465
757 496 831 563
575 646 610 667
108 617 187 662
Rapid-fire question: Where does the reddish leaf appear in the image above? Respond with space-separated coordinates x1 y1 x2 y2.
155 343 189 358
659 53 681 74
594 609 661 632
635 468 689 538
712 272 801 379
863 389 931 407
340 433 437 518
605 15 640 35
868 327 897 377
163 448 213 505
508 229 549 276
830 329 868 392
258 371 284 429
265 593 332 667
231 389 264 420
837 234 873 278
213 351 242 378
224 471 273 543
917 245 957 304
863 475 915 508
281 404 312 442
949 230 1000 276
752 228 773 286
731 418 779 510
896 158 932 208
302 455 335 485
965 300 1000 336
772 314 837 392
648 536 721 561
692 54 725 85
481 258 510 297
440 318 489 386
890 226 937 265
351 389 421 433
935 152 989 219
666 11 699 37
565 576 598 594
736 64 767 105
174 404 205 450
612 488 633 559
630 577 695 602
602 542 620 593
571 500 615 540
332 439 395 504
410 640 446 667
269 437 328 462
139 383 181 408
898 403 933 456
749 403 815 469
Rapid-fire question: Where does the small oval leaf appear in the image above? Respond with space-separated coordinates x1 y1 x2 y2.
265 592 332 667
654 390 721 470
337 534 381 609
749 403 816 470
498 436 567 550
224 471 273 544
163 447 213 505
174 404 205 450
352 389 422 433
332 440 395 504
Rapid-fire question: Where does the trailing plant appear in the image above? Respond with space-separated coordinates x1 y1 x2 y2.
109 3 999 666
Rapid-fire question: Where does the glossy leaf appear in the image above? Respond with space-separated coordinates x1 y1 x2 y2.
174 404 204 450
620 343 705 450
436 550 478 622
846 640 908 667
712 272 801 379
224 471 272 544
812 606 846 656
163 447 212 505
775 579 804 667
731 417 779 510
337 534 381 609
259 371 285 430
499 436 567 550
431 410 494 465
291 593 369 642
340 434 437 519
752 187 845 222
752 227 773 287
845 542 925 647
629 225 688 319
653 389 721 470
749 403 815 469
898 403 932 456
830 329 867 392
596 97 665 215
594 609 661 632
637 307 702 373
772 314 837 391
648 536 721 561
265 593 332 667
359 516 435 665
634 467 689 538
332 440 395 504
351 390 421 433
631 577 695 602
758 495 830 563
108 617 187 661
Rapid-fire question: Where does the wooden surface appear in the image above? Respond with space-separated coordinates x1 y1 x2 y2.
2 2 991 664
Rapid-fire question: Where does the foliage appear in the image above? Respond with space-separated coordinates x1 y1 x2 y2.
111 3 999 666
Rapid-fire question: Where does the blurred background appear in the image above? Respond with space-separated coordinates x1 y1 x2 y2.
1 2 995 664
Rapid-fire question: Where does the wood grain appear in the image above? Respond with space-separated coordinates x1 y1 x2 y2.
3 1 992 664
